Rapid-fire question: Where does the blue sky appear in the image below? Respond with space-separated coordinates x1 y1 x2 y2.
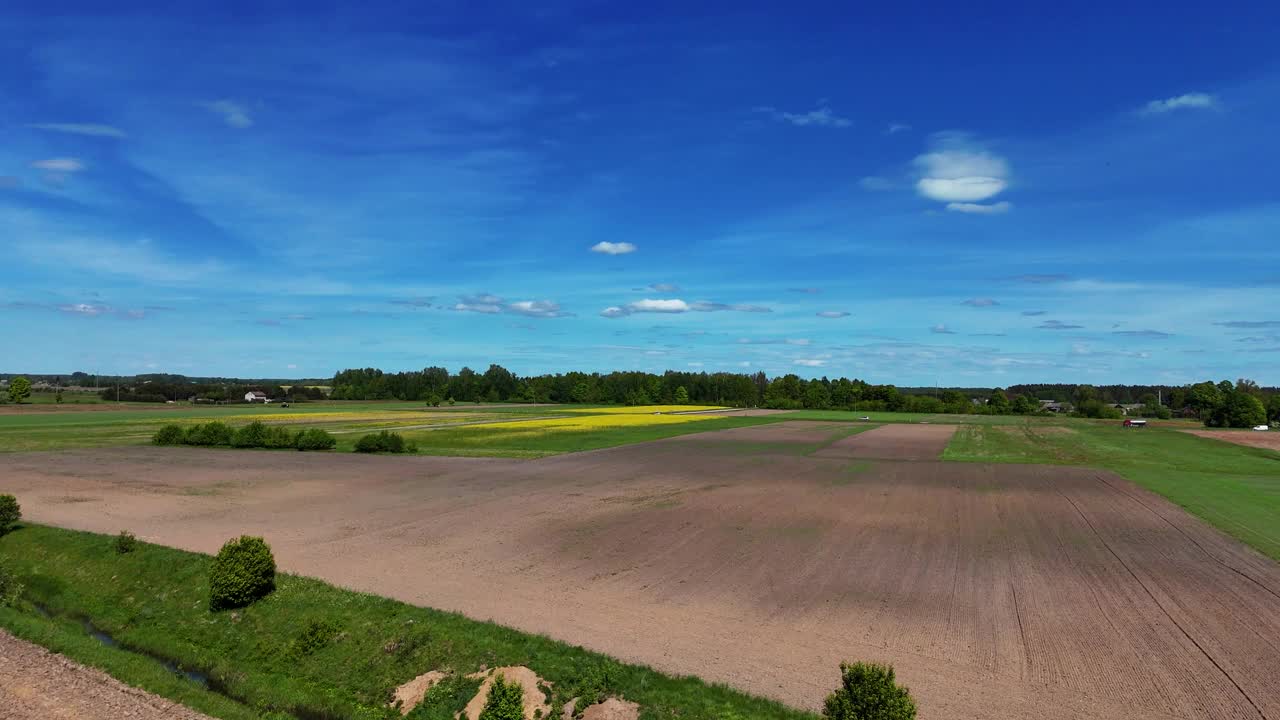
2 1 1278 385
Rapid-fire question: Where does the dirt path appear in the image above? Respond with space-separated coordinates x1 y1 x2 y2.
2 422 1278 720
0 629 214 720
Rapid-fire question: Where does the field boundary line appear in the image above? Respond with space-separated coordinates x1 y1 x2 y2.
326 414 572 434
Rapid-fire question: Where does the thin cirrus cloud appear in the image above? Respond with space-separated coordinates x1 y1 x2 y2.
648 283 680 292
1112 330 1172 338
816 310 850 318
914 135 1011 214
947 201 1011 215
931 324 956 334
1214 320 1280 329
199 100 253 128
31 158 85 172
737 337 810 346
600 298 771 318
27 123 126 138
794 358 827 367
754 103 851 128
1142 92 1217 114
1022 310 1048 316
1038 320 1083 330
454 293 570 318
1008 274 1071 284
961 298 999 307
590 241 636 255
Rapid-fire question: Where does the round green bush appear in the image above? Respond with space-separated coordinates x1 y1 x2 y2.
185 421 234 446
231 421 269 448
354 430 412 453
209 536 276 611
294 428 337 451
0 494 20 535
114 530 138 554
822 662 916 720
479 673 525 720
153 424 186 446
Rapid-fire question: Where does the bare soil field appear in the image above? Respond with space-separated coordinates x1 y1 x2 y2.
3 423 1279 720
0 630 214 720
1187 429 1280 452
812 423 957 460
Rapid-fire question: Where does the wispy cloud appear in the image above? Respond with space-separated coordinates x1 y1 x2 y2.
454 293 570 318
961 298 999 307
1142 92 1217 114
931 324 956 334
27 123 126 138
600 298 771 318
58 303 111 316
754 104 851 128
389 297 434 308
199 100 253 128
816 310 849 318
787 287 822 294
1112 329 1172 338
947 200 1011 215
648 283 680 292
31 158 85 172
1214 320 1280 329
1038 320 1083 330
590 241 636 255
737 337 810 346
1022 310 1047 316
886 123 911 135
794 358 827 367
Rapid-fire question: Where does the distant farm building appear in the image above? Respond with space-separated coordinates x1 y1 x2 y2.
244 391 269 403
1039 400 1067 413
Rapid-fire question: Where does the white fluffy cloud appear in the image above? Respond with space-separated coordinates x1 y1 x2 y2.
200 100 253 128
947 201 1011 214
915 137 1010 208
590 241 637 255
794 358 827 367
31 158 85 172
1142 93 1217 114
600 298 771 318
28 123 126 138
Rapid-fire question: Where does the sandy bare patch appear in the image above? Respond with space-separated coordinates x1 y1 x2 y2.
579 697 640 720
393 670 446 715
812 423 957 460
463 666 550 720
1186 429 1280 451
0 629 214 720
4 435 1280 720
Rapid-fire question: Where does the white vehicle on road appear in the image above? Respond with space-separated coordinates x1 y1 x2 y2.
1253 425 1270 431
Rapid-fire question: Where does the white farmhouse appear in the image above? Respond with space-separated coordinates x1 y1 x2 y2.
244 391 269 403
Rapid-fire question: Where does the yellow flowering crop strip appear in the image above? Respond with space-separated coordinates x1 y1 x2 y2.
561 405 726 415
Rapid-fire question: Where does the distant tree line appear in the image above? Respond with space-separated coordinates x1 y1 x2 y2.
329 366 1279 428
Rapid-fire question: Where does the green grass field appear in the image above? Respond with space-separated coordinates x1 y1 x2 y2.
945 421 1280 561
0 525 815 720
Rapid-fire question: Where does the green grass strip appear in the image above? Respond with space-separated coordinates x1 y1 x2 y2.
0 524 815 720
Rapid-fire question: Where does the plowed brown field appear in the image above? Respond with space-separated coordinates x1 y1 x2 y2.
1186 429 1280 452
3 421 1277 720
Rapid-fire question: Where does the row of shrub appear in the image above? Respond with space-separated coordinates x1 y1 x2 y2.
353 430 417 454
153 422 336 450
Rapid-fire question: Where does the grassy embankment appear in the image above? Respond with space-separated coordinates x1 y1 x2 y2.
0 524 815 720
945 421 1280 561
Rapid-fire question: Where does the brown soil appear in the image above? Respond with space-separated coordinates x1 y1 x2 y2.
0 629 215 720
812 423 957 460
393 670 446 715
3 423 1279 720
462 667 550 720
1186 429 1280 451
666 420 859 444
579 697 640 720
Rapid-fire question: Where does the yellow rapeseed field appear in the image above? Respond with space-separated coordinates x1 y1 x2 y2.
562 405 725 415
467 410 719 433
